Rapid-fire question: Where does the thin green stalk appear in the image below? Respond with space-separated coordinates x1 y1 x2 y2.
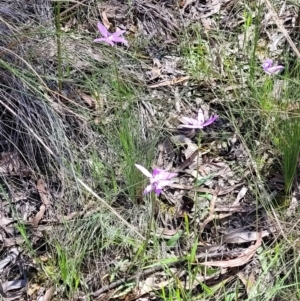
55 1 62 91
112 48 122 97
278 117 300 194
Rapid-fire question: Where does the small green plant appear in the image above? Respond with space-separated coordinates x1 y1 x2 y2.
56 243 82 294
117 117 146 200
102 109 158 201
276 116 300 194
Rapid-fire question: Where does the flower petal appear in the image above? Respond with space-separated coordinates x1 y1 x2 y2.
262 59 273 70
154 188 162 195
166 172 178 179
135 164 152 178
97 22 109 38
152 169 177 181
201 115 218 127
179 117 198 125
265 65 284 75
111 30 126 37
152 168 162 177
157 172 177 181
143 184 153 195
197 109 205 124
94 38 115 46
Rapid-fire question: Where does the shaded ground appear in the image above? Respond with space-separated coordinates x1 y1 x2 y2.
0 0 300 300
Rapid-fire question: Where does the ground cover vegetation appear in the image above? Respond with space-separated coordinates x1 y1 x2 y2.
1 0 300 300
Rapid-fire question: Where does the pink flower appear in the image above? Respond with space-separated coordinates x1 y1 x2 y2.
178 109 218 129
135 164 178 196
262 59 284 75
94 22 128 47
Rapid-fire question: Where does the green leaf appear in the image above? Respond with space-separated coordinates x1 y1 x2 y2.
166 231 183 247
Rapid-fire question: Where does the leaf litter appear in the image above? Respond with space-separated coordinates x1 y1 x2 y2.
0 0 297 299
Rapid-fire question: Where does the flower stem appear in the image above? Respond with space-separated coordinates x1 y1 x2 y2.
112 48 122 98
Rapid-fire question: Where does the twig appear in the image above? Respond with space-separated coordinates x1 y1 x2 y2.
264 0 300 60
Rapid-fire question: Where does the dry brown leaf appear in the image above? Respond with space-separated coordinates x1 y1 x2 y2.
149 76 189 88
286 196 299 217
0 278 25 300
2 236 24 247
33 205 46 227
0 248 18 271
147 67 162 80
6 237 23 247
237 271 256 294
101 11 111 29
37 179 51 206
0 216 15 238
34 179 50 226
0 216 14 228
175 149 200 172
43 286 55 301
171 135 198 158
200 232 262 267
233 187 248 205
78 91 96 108
3 280 26 292
154 227 180 238
222 228 275 244
139 277 174 295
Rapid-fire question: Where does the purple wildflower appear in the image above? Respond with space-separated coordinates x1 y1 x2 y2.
94 22 128 47
178 109 218 129
135 164 178 196
262 59 284 75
